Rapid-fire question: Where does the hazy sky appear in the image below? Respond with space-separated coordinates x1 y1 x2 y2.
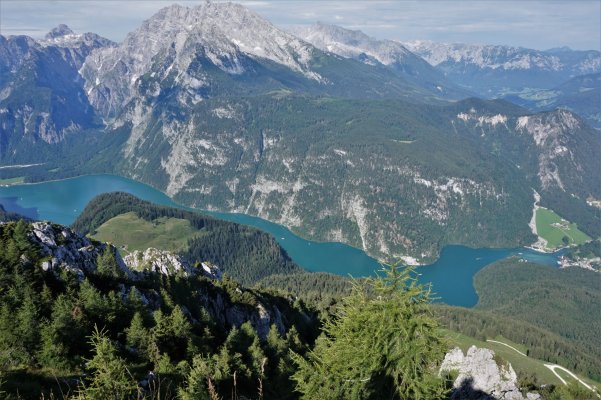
1 0 599 50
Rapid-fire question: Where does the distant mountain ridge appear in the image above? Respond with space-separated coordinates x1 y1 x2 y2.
0 25 114 151
402 39 601 96
292 22 471 98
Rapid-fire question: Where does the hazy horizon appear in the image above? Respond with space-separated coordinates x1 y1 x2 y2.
1 0 600 51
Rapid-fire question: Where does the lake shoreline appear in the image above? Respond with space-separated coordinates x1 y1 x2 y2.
0 174 563 307
4 172 542 266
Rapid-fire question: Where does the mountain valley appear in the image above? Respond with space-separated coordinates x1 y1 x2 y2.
1 3 599 263
0 2 600 398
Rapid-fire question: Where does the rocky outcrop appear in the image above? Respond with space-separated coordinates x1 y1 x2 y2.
29 221 130 279
124 247 223 280
198 286 285 339
124 248 194 276
122 248 283 338
2 219 297 342
440 346 540 400
199 261 222 280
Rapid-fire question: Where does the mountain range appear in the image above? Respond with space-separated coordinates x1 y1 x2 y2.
0 2 599 262
402 40 601 96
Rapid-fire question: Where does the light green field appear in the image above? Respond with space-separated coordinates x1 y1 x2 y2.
444 330 601 391
536 207 591 249
0 176 25 185
91 212 204 254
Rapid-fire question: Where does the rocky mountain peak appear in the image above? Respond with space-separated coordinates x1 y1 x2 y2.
294 22 410 66
141 1 318 74
81 1 322 118
112 2 295 67
45 24 75 39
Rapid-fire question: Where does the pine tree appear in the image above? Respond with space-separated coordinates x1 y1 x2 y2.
96 247 124 279
170 306 192 339
38 294 86 370
76 326 139 400
292 265 448 400
178 355 212 400
126 312 150 356
16 289 40 364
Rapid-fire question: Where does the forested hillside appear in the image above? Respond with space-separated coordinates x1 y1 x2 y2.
259 260 601 384
72 192 301 284
0 204 28 222
0 217 455 399
473 259 601 366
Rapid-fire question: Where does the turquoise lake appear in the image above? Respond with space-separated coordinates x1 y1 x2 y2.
0 174 561 307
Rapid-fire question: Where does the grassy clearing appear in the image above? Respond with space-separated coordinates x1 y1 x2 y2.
536 207 591 249
91 212 205 254
0 176 25 185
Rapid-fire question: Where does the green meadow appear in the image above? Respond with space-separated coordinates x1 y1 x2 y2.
91 211 204 254
536 208 591 249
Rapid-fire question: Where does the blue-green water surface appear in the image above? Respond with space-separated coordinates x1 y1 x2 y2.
0 174 561 307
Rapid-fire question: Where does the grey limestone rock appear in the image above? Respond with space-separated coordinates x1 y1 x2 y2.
440 346 537 400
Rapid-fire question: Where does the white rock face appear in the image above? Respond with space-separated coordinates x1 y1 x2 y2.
293 22 410 66
81 2 322 118
125 248 194 276
515 110 580 190
440 346 532 400
124 247 222 279
29 221 129 280
200 261 222 280
457 110 507 127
